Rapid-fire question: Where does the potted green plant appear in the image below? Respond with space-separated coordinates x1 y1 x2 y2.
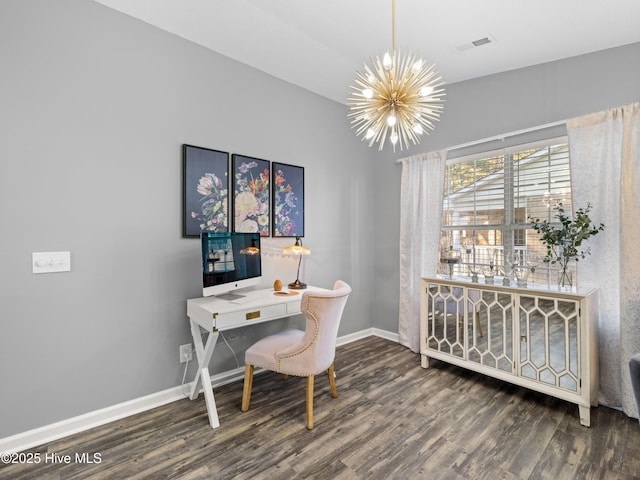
529 203 605 289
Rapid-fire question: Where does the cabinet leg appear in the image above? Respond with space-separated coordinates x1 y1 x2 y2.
421 354 430 369
578 405 591 427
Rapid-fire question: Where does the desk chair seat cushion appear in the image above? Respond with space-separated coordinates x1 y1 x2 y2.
245 328 306 373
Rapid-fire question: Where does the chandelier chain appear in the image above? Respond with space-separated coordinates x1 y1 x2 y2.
391 0 396 51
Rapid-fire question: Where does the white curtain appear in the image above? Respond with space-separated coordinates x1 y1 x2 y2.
567 102 640 417
398 150 446 352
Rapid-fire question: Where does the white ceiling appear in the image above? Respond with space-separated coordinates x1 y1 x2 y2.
94 0 640 104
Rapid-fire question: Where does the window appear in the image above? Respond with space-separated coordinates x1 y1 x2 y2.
439 137 573 285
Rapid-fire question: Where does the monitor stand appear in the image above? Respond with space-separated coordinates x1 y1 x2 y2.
215 292 245 302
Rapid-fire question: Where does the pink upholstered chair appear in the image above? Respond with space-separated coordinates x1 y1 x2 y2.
241 280 351 429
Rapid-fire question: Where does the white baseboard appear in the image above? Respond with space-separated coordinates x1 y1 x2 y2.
370 327 400 343
336 327 399 346
0 385 187 456
0 329 398 454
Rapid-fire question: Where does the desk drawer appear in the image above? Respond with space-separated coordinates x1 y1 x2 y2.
286 300 302 315
215 303 286 330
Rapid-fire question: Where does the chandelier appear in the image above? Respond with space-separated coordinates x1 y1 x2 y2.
347 0 445 152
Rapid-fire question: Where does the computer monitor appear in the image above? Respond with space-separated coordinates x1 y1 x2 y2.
201 232 262 299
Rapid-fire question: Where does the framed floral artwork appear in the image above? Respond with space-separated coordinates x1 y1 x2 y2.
232 154 270 236
272 162 304 237
182 144 229 238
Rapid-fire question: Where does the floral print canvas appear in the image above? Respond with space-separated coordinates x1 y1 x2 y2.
272 162 304 237
183 144 229 238
232 154 270 236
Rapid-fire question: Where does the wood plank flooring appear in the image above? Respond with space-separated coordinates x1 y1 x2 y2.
2 336 640 479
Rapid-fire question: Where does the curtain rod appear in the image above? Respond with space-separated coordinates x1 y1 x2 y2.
395 120 566 163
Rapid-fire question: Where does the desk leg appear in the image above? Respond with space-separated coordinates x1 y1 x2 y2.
188 320 220 428
189 320 217 400
201 367 220 428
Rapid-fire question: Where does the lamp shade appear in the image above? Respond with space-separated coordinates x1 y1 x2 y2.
283 237 310 256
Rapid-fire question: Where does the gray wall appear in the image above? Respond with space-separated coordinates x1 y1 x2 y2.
0 0 374 438
372 42 640 332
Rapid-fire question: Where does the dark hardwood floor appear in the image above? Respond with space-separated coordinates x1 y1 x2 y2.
2 336 639 479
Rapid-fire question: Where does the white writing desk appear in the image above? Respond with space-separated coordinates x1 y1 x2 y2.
186 286 323 428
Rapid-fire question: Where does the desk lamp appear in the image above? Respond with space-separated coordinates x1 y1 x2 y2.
283 236 310 289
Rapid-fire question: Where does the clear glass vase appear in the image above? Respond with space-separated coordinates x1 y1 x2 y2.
558 266 572 291
514 266 530 288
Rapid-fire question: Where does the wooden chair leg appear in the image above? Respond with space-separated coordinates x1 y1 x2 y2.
328 363 338 398
241 364 254 412
306 375 314 430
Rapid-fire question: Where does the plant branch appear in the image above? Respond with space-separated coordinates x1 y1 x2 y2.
528 203 605 265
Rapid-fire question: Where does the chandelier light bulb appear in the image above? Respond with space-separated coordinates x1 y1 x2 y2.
387 113 397 127
420 85 434 97
412 59 423 72
390 131 398 145
412 123 424 135
362 88 374 99
383 52 393 70
365 128 375 140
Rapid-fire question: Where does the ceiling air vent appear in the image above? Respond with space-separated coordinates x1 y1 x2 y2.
456 35 496 52
472 37 493 47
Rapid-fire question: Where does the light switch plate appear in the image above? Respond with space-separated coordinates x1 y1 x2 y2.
32 251 71 274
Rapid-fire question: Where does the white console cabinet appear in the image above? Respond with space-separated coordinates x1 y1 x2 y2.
420 277 599 426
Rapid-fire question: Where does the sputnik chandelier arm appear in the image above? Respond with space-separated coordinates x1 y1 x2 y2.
347 0 445 152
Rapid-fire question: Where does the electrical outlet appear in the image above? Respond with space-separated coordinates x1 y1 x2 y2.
179 343 193 363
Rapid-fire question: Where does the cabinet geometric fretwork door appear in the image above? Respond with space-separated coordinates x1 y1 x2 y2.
467 288 514 374
518 294 580 393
